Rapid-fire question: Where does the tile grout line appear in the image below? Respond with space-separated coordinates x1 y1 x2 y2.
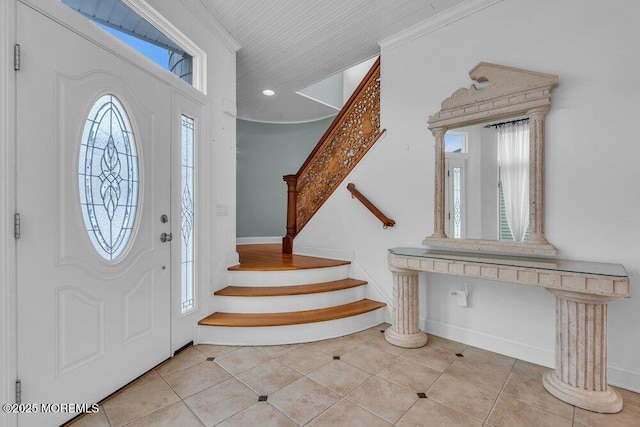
271 348 341 427
158 345 239 426
302 355 380 425
107 371 180 427
315 331 430 425
282 328 397 425
212 347 274 425
354 343 415 424
355 332 475 424
414 343 489 424
162 365 208 427
483 357 518 425
501 365 579 424
142 368 203 427
214 332 436 425
86 325 618 426
302 359 368 424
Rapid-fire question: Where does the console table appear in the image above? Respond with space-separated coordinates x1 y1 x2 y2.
385 247 630 413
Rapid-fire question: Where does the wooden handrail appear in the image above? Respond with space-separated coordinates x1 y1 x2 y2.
346 183 395 229
283 57 383 253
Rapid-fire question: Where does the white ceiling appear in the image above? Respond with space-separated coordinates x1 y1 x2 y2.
198 0 468 123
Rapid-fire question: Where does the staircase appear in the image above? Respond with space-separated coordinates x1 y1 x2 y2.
283 57 384 253
197 244 386 345
198 59 388 345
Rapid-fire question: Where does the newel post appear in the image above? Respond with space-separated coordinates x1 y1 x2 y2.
282 174 298 254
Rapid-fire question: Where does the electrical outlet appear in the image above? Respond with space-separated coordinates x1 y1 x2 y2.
451 283 469 307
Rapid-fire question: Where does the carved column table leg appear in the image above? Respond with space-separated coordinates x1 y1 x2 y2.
384 267 428 348
543 289 623 413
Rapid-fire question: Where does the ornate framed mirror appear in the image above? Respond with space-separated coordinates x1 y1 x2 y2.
423 62 558 256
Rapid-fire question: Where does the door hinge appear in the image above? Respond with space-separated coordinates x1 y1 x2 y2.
14 44 20 71
447 169 450 177
14 213 20 239
15 380 21 405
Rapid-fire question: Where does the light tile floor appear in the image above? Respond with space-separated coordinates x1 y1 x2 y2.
70 324 640 426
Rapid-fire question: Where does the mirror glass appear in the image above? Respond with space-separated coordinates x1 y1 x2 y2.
444 117 529 242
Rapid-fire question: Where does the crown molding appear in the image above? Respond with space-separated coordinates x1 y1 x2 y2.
379 0 504 52
179 0 242 53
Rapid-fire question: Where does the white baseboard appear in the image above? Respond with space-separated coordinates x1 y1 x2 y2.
236 236 281 245
423 318 640 393
608 365 640 393
423 318 555 368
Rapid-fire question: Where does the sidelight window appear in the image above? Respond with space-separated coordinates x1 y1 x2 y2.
444 132 467 239
181 115 195 313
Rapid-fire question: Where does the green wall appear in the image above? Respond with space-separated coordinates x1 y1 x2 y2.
236 117 334 237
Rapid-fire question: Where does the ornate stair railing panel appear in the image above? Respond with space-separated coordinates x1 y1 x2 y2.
283 57 384 253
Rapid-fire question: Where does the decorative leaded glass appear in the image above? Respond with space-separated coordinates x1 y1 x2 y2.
79 94 138 260
452 166 462 239
181 115 195 313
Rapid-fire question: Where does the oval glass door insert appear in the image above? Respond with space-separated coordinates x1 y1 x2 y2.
79 94 139 260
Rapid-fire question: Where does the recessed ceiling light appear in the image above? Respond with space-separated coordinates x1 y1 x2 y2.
262 89 275 96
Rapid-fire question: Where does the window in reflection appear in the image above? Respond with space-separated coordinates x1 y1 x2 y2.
444 131 468 239
445 132 467 153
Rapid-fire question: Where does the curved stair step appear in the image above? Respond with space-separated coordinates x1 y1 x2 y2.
198 299 385 327
214 278 367 297
228 244 350 271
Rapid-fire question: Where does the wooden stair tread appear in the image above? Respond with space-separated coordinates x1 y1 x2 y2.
198 299 386 327
214 278 367 297
228 244 350 271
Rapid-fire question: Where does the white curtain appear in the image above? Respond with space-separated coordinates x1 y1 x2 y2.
497 121 529 242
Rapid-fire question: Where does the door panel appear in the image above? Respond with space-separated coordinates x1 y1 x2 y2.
16 3 172 425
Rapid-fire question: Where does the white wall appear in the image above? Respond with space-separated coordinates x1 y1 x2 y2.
295 0 640 392
343 57 378 103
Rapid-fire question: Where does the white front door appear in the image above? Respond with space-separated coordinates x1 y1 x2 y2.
16 2 173 425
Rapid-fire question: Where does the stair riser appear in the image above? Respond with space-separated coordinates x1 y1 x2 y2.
196 308 385 346
227 265 351 287
213 286 366 314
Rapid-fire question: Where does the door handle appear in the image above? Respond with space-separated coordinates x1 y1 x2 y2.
160 232 173 243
